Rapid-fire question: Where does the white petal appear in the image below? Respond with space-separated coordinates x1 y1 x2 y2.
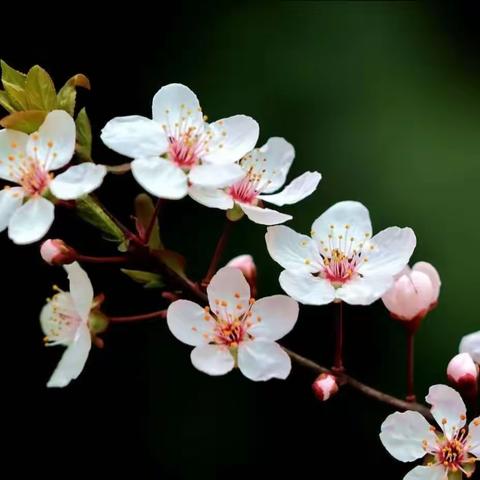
207 266 251 317
244 137 295 193
468 417 480 457
425 384 466 440
0 129 28 182
167 300 215 346
189 163 245 188
459 331 480 364
336 274 394 306
64 262 94 322
50 163 107 200
101 115 168 158
8 197 54 244
188 185 234 210
188 185 233 210
131 157 188 199
152 83 204 133
190 344 234 376
47 322 91 388
27 110 75 171
202 115 259 164
248 295 299 341
0 187 23 231
311 201 372 248
237 340 291 381
279 270 336 305
265 225 322 273
403 465 447 480
360 227 416 277
379 410 437 462
259 171 321 206
239 203 291 225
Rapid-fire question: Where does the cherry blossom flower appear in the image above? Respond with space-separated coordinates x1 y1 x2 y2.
460 331 480 364
265 201 416 305
382 262 441 322
0 110 107 244
380 384 479 479
101 83 258 202
191 137 321 224
167 266 298 381
40 262 95 388
447 353 478 393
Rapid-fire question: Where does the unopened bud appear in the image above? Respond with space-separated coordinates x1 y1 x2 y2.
226 254 257 297
312 373 338 401
40 239 77 265
447 353 478 396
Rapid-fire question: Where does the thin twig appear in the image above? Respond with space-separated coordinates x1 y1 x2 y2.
77 254 127 264
109 309 167 323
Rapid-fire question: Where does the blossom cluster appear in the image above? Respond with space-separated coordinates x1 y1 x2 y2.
1 62 478 479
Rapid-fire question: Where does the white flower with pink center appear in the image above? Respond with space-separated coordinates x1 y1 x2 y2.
167 266 299 381
380 384 480 479
190 137 321 224
101 83 258 203
0 110 107 244
40 262 95 388
265 201 416 305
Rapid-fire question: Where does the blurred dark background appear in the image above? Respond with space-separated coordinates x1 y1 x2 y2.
3 2 480 478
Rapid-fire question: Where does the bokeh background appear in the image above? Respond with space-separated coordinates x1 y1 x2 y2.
3 2 480 478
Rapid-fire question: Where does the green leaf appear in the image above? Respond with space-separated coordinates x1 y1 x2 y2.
0 110 47 133
121 269 165 289
0 90 15 113
57 73 91 116
75 108 92 161
152 249 187 279
1 60 26 88
2 80 28 110
24 65 57 110
75 195 127 247
134 193 163 249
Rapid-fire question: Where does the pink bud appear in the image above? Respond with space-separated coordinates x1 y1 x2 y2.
226 254 257 297
312 373 339 401
382 262 441 325
40 239 77 266
459 330 480 364
447 353 478 395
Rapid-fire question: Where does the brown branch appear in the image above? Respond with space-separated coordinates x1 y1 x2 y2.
109 309 167 323
284 348 432 419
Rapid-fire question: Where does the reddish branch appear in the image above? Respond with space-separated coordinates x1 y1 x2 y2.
109 309 167 323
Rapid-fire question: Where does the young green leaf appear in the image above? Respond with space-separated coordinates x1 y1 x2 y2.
0 60 26 87
0 90 15 113
2 81 28 110
24 65 57 110
57 73 91 116
120 269 165 289
152 249 187 279
134 193 163 249
0 110 47 133
75 108 92 161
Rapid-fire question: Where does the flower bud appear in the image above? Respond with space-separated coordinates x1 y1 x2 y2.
459 330 480 364
226 254 257 297
40 239 77 266
382 262 441 328
447 353 478 395
312 373 338 401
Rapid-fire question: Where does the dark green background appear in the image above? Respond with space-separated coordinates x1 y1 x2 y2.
3 2 479 478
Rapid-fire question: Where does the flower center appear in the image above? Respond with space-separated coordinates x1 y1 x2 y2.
228 175 259 204
437 433 469 473
168 133 202 169
314 225 372 288
19 161 52 196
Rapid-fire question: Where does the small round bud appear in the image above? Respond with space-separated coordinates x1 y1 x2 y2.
226 254 257 297
312 373 339 401
40 239 77 265
447 353 478 394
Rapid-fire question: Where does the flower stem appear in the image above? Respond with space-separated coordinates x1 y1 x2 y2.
77 254 127 264
109 309 167 323
333 301 344 372
406 330 416 402
202 218 234 287
143 198 163 244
